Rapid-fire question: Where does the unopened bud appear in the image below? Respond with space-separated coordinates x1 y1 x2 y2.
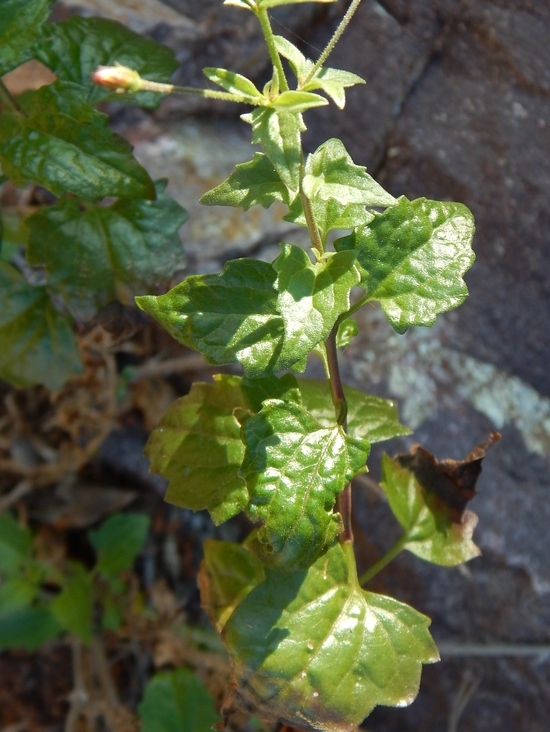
91 64 143 93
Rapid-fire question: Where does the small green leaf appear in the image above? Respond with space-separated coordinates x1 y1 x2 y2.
0 82 155 200
298 379 411 444
0 577 37 620
381 454 481 566
136 259 296 377
241 107 303 201
0 512 33 573
50 563 93 643
0 606 61 651
336 197 476 331
0 0 54 75
254 0 337 6
33 16 178 108
203 67 263 99
223 541 439 731
199 539 265 632
303 67 365 109
89 513 150 577
200 153 287 210
285 139 394 244
270 90 328 113
335 317 358 349
0 261 83 390
139 668 220 732
273 36 309 81
240 399 369 569
26 180 187 321
273 244 360 362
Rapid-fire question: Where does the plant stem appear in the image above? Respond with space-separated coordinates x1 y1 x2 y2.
304 0 364 84
326 326 354 543
0 78 27 116
358 532 408 585
136 79 264 105
257 7 289 92
300 192 323 257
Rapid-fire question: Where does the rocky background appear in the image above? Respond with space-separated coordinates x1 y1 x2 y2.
6 1 550 730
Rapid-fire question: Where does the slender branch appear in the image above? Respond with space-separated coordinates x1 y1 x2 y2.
64 636 88 732
325 327 354 543
358 532 408 585
304 0 364 84
0 79 27 116
257 7 289 92
299 191 323 256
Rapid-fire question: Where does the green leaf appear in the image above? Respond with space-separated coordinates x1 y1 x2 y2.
33 16 178 108
136 259 292 377
203 67 263 99
139 668 220 732
0 261 83 390
200 153 288 210
199 539 265 632
0 0 54 76
0 577 38 619
241 107 303 201
225 0 336 7
381 454 481 566
335 317 358 349
146 373 299 524
50 563 93 643
270 90 328 113
273 36 309 80
298 378 411 444
273 244 360 361
336 197 476 331
0 82 155 200
0 606 61 651
223 541 439 731
89 513 150 577
0 512 33 573
303 67 365 109
26 180 187 321
285 139 395 244
240 399 369 569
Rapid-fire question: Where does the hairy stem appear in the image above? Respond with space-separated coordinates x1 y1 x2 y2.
304 0 364 84
358 533 408 585
138 80 263 104
0 79 27 116
299 192 323 257
257 7 289 92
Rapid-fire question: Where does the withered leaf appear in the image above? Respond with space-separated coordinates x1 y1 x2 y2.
396 432 501 523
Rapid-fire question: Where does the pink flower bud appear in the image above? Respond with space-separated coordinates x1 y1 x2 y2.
91 65 142 93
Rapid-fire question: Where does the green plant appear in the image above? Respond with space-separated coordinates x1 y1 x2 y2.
90 1 490 730
0 1 187 389
0 510 150 649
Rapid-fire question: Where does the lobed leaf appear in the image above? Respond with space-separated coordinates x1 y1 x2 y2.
381 454 481 566
241 107 303 201
298 378 411 444
222 540 439 731
0 577 38 620
0 0 54 76
303 67 366 109
33 16 178 108
199 539 265 632
336 197 476 332
0 261 83 390
26 180 187 321
89 513 150 577
240 399 369 569
200 153 288 211
0 82 155 200
285 139 395 244
139 668 220 732
273 244 360 361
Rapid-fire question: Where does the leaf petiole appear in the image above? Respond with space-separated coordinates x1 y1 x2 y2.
358 532 408 585
0 79 27 117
